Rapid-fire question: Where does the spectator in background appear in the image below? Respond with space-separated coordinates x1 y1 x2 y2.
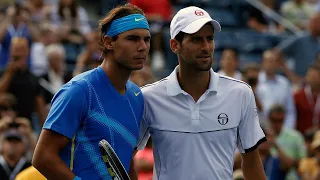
0 37 47 125
40 44 71 105
48 0 91 62
275 13 320 84
294 65 320 134
0 2 39 68
242 63 263 113
256 50 296 128
24 0 51 26
247 0 284 34
303 128 317 157
130 67 155 87
0 130 31 180
217 48 242 80
268 104 306 180
233 170 245 180
299 133 320 180
134 139 153 180
280 0 316 30
0 116 37 161
129 0 173 71
49 0 91 38
30 23 56 77
259 127 287 180
0 93 17 119
73 31 101 76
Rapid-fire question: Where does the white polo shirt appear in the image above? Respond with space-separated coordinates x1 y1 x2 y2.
137 66 266 180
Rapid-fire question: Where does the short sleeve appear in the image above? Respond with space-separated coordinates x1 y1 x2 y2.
43 82 88 139
237 87 266 153
136 117 150 150
136 104 150 150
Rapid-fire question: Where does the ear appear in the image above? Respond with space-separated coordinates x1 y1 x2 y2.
103 36 114 50
170 39 180 54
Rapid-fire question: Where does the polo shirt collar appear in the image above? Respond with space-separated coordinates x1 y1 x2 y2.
166 66 219 96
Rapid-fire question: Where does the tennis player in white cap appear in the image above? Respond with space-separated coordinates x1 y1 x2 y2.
136 6 267 180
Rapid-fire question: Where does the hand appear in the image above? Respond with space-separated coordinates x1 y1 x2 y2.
6 59 21 75
15 117 32 137
6 6 16 20
21 10 31 24
0 116 14 133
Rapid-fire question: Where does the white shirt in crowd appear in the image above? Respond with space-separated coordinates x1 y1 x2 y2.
256 71 296 128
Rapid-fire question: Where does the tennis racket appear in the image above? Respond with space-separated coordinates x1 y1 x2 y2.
99 139 131 180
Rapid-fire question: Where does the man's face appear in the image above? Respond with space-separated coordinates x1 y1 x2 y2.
269 112 285 135
220 49 238 71
306 68 320 88
111 29 150 71
10 42 29 69
262 52 277 75
2 139 25 160
177 24 215 71
309 14 320 36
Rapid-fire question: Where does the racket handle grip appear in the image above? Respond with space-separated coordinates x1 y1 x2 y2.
74 176 82 180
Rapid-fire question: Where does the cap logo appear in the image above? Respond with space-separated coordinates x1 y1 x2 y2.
195 10 204 16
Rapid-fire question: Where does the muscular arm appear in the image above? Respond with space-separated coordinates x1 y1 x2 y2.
32 129 76 180
241 149 266 180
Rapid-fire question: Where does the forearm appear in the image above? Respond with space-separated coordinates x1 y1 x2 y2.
33 151 76 180
274 144 294 170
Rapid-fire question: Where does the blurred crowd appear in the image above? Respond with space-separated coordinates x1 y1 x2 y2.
0 0 319 180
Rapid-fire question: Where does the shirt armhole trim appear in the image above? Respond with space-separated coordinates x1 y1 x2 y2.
244 137 267 153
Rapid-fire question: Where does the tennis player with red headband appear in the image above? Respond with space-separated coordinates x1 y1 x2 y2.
32 4 150 180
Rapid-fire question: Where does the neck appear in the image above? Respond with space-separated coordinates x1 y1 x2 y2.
223 69 235 77
177 65 210 102
266 72 275 80
101 58 131 95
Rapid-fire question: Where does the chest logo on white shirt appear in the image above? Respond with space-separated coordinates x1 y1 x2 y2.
218 113 229 125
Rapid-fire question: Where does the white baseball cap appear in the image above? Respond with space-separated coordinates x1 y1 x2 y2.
170 6 221 39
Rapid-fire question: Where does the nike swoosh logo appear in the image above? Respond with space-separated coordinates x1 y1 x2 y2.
134 91 141 96
135 17 145 22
